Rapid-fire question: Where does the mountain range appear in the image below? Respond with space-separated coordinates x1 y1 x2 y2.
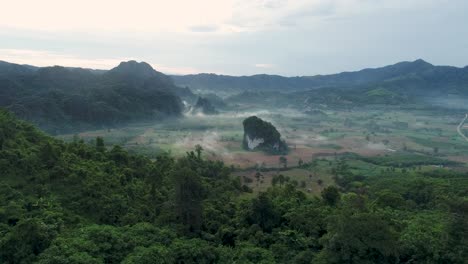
172 59 468 95
1 58 467 132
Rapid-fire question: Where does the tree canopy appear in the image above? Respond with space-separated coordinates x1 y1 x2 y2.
0 109 466 263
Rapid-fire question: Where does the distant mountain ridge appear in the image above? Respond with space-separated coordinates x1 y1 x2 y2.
0 60 38 77
1 58 468 131
0 60 192 133
171 59 468 93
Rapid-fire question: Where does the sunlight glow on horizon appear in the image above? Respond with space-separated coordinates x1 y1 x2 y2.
1 0 467 75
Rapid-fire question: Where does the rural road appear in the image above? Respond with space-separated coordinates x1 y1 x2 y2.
456 113 468 142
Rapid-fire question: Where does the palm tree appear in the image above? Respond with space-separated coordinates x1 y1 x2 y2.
195 144 203 159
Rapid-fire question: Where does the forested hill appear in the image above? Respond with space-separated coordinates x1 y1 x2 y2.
1 110 467 263
0 60 192 133
171 59 468 94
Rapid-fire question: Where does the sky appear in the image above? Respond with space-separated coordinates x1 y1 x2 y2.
0 0 467 76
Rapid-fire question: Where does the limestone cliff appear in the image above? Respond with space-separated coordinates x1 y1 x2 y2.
242 116 287 153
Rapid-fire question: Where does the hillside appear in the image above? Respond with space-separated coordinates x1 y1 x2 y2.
191 97 219 115
0 60 191 133
172 59 468 96
2 59 467 130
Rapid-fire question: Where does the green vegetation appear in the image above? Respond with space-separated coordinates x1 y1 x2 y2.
2 58 468 264
1 110 467 263
0 60 190 133
174 59 468 105
359 153 458 167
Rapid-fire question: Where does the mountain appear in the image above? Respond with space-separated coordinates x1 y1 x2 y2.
0 60 37 77
200 93 226 109
242 116 287 154
106 60 173 87
2 58 467 130
0 60 188 133
172 59 468 94
172 73 313 92
190 97 218 115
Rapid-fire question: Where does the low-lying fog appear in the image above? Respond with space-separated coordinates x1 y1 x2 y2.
425 96 468 110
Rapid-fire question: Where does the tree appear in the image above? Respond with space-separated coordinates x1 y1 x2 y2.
96 136 105 152
230 243 276 264
40 141 58 169
172 163 204 233
148 165 164 217
169 239 219 263
273 174 287 186
321 186 340 206
195 144 203 159
279 156 288 169
271 175 279 186
300 181 306 188
0 218 56 263
399 212 451 263
122 244 173 264
298 158 304 167
318 210 399 263
248 192 280 232
255 172 262 187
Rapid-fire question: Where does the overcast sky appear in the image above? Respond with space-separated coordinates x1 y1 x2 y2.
1 0 467 76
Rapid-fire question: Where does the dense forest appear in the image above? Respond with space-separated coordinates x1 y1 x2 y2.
0 60 193 133
0 109 466 263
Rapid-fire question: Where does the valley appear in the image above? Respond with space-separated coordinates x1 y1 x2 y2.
57 102 468 195
2 2 468 262
1 58 468 263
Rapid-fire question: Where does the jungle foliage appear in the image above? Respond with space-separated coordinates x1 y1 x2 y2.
0 110 467 263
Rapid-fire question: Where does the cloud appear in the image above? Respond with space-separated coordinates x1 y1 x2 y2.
188 25 219 33
0 0 345 34
255 63 274 68
0 0 452 35
0 48 199 74
0 0 466 76
0 0 236 33
0 48 126 69
226 0 444 31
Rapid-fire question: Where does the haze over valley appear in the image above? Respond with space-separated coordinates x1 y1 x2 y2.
1 1 467 263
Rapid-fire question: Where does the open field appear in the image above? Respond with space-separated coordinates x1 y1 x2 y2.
58 106 468 163
57 105 468 193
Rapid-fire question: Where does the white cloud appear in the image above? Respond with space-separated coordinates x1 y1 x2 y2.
188 25 219 33
0 0 441 34
227 0 443 31
0 0 465 75
255 63 274 68
0 0 237 33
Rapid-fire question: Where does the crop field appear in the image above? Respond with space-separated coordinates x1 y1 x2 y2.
57 105 468 193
